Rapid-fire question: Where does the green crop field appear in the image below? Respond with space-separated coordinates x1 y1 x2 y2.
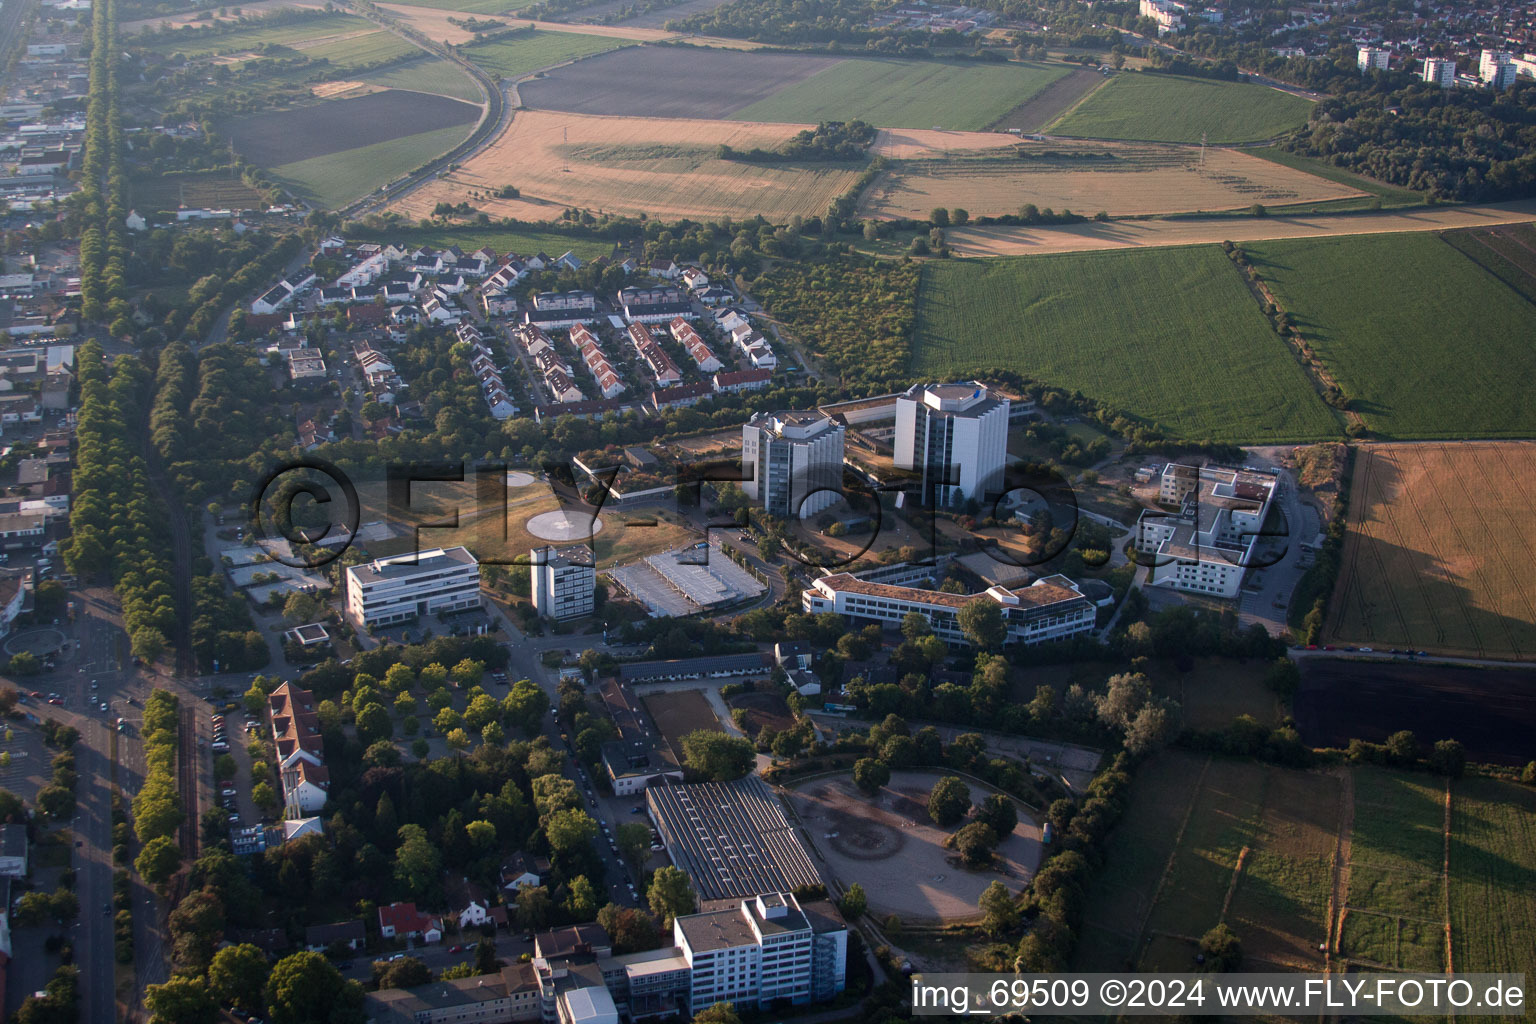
272 123 472 207
355 57 482 102
729 58 1066 131
137 12 372 56
301 29 423 70
911 246 1340 442
461 31 624 78
1245 232 1536 439
1441 223 1536 305
1049 73 1314 144
1449 777 1536 977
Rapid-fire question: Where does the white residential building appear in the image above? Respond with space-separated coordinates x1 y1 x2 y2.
1139 0 1183 32
1358 45 1389 71
741 411 845 519
531 545 596 621
1422 56 1456 87
803 569 1096 647
269 682 329 816
1135 462 1280 598
893 381 1010 507
1481 50 1518 89
344 546 480 628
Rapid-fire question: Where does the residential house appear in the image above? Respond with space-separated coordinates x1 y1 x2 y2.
378 902 442 944
305 920 365 953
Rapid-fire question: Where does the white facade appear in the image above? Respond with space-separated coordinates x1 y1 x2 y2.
345 546 480 628
741 411 845 519
532 545 596 621
893 382 1010 507
1136 462 1279 598
1358 46 1389 71
1423 57 1456 87
803 571 1096 648
672 893 847 1013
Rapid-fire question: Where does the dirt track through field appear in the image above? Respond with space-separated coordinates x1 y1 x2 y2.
948 199 1536 256
989 66 1107 131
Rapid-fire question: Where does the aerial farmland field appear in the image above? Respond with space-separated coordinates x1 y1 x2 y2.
350 57 483 102
911 246 1340 442
273 122 474 207
860 139 1363 221
728 57 1067 130
1245 232 1536 439
391 109 862 223
135 11 374 56
295 29 423 70
1441 222 1536 303
459 30 627 77
223 89 478 168
1328 442 1536 659
517 46 838 118
1049 72 1314 144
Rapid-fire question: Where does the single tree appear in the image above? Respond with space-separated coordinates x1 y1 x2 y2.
852 757 890 796
978 880 1018 936
927 775 971 827
647 866 696 925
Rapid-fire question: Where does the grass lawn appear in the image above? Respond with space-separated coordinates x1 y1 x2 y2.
273 122 473 207
911 246 1340 442
1448 777 1536 977
355 57 482 102
730 58 1067 131
1341 768 1445 970
1245 232 1536 439
1049 73 1313 144
1145 759 1267 939
460 31 625 78
1074 749 1206 970
350 224 615 259
138 12 372 56
300 29 423 70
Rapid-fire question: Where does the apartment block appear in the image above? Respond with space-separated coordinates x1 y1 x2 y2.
1422 56 1456 86
268 682 328 816
1135 462 1279 598
1358 45 1389 71
344 546 480 629
532 545 596 621
893 382 1009 507
741 411 845 519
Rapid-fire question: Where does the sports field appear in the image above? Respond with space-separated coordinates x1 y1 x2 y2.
391 110 862 223
910 246 1339 442
728 58 1066 131
860 140 1362 220
1245 232 1536 439
1049 73 1314 144
1339 768 1446 971
460 30 625 77
1328 443 1536 659
274 122 474 207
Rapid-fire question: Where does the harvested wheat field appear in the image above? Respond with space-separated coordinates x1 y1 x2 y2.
376 3 511 43
862 140 1364 220
1330 442 1536 659
867 127 1018 160
391 110 864 222
946 199 1536 257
